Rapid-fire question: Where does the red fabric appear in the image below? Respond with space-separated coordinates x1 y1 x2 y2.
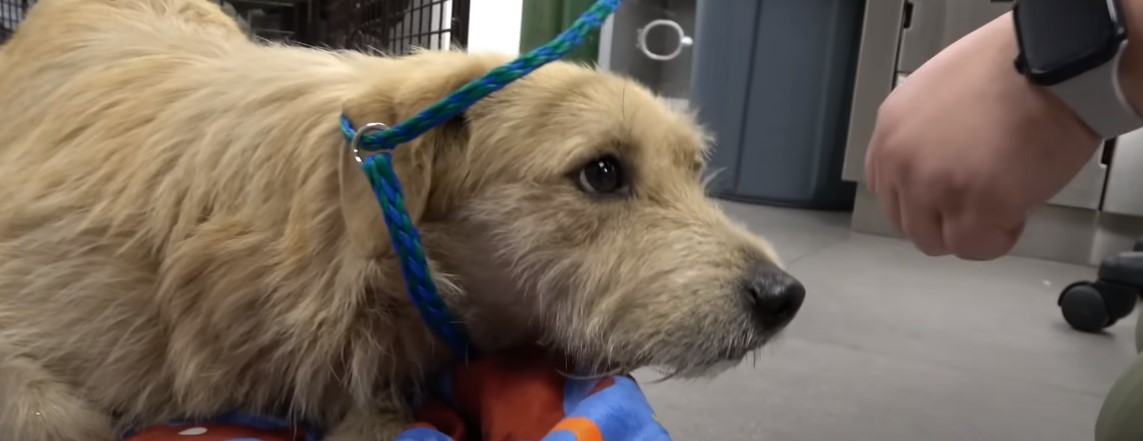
125 423 307 441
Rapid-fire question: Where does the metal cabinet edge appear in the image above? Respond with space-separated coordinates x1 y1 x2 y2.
841 0 905 183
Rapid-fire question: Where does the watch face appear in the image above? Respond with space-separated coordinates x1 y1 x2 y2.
1014 0 1127 86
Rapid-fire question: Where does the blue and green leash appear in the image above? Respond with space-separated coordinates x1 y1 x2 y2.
340 0 623 359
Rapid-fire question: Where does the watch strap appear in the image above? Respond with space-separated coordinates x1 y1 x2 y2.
1049 40 1143 139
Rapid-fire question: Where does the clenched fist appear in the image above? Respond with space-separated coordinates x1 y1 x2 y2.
865 13 1109 260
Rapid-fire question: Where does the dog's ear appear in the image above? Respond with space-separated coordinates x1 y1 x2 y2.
338 53 496 258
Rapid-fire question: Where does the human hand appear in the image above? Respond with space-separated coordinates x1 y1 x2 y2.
865 13 1103 260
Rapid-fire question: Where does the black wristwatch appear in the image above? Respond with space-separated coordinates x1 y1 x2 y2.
1013 0 1143 139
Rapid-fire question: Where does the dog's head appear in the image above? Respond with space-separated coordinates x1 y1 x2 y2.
342 51 804 378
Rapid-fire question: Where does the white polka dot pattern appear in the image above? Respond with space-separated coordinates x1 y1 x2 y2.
177 427 208 436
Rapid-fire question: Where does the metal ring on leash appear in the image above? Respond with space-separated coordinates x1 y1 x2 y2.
349 122 391 163
636 19 693 62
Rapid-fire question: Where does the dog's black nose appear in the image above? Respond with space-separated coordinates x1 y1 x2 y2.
744 264 805 326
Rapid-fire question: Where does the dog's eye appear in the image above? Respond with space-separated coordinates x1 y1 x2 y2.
577 155 627 195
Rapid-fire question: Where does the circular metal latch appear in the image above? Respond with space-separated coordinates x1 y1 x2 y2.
636 19 693 62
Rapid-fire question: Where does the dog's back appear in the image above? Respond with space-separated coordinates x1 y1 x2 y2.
0 0 411 438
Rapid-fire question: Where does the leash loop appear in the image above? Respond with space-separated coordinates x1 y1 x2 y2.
343 0 624 358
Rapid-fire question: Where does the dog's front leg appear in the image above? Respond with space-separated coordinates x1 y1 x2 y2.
0 354 117 441
325 400 412 441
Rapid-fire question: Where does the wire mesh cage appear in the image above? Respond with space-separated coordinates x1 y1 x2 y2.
1 0 469 53
221 0 323 44
220 0 472 52
0 0 30 44
324 0 468 54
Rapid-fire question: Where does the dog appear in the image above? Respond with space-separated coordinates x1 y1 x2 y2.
0 0 805 439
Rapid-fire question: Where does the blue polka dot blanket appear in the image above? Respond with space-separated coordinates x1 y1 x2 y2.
121 348 671 441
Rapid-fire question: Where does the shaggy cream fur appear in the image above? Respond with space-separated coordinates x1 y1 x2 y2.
0 0 800 439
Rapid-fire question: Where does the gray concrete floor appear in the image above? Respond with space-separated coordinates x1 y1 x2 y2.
637 201 1141 441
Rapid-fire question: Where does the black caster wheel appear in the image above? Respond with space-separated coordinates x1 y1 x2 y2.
1059 281 1114 333
1100 281 1138 321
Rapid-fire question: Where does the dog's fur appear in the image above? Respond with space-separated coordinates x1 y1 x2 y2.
0 0 797 439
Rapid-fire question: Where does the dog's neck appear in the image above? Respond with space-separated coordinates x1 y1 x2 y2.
132 46 463 420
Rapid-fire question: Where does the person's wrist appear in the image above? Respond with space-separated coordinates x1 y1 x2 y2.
988 13 1103 146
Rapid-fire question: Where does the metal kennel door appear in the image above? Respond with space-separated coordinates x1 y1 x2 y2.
324 0 469 53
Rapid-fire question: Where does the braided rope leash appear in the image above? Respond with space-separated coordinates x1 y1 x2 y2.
341 0 623 358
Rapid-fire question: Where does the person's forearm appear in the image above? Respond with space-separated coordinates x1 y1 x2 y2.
1119 0 1143 114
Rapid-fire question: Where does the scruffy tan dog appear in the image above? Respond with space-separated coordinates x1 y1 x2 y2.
0 0 805 439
